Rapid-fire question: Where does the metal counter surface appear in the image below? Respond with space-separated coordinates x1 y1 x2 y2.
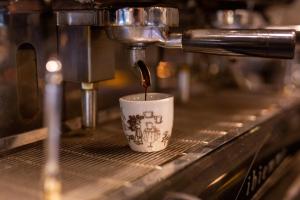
0 92 297 200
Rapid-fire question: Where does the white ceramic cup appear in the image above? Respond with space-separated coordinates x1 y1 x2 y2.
119 93 174 152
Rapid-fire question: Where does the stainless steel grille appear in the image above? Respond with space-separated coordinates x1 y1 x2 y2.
0 92 295 200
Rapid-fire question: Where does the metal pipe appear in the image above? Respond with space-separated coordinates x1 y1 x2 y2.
181 29 296 59
81 83 97 129
158 33 183 49
266 26 300 43
43 59 63 200
129 47 146 67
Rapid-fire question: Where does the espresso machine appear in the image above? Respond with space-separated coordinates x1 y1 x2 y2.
1 0 300 200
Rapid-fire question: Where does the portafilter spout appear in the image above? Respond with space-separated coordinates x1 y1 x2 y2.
129 46 151 90
135 60 151 89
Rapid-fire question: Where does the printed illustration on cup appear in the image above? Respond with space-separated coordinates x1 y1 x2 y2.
123 111 170 148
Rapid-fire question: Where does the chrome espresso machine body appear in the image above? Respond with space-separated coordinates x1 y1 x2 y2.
1 0 300 200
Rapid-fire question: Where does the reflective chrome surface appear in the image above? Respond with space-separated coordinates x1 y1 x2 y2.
102 7 179 27
106 26 168 44
103 6 179 44
129 47 146 67
56 11 98 26
57 25 116 131
81 83 97 129
58 26 116 83
266 25 300 43
212 9 252 28
158 33 182 49
182 29 296 59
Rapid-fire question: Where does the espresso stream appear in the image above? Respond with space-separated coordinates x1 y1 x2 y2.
136 60 151 101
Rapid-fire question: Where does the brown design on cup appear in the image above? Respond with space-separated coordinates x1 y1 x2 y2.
143 122 160 148
127 115 144 145
161 131 170 146
125 111 164 148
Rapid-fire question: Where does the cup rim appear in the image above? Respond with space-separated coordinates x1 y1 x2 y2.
119 92 173 102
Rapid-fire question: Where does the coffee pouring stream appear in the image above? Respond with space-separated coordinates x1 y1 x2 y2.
135 60 151 101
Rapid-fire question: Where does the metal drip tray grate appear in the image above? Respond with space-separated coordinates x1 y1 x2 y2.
0 92 295 200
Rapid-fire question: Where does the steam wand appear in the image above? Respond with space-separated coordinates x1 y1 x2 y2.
43 59 63 200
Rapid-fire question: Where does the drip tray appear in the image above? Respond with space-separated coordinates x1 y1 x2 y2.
0 92 295 200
